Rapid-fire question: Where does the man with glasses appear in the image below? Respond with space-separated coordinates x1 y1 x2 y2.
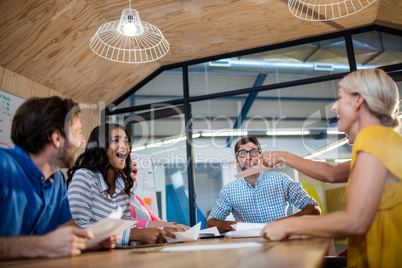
206 136 320 233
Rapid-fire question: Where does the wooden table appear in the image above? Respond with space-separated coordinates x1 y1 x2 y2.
0 237 330 268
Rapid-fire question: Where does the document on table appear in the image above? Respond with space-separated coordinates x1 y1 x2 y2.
86 210 137 248
234 162 269 179
163 223 221 243
163 222 201 243
161 242 262 252
199 226 220 238
226 222 266 238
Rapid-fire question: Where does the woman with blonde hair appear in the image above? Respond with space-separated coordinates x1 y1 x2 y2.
260 68 401 268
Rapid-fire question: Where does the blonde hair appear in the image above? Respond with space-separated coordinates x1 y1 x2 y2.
339 68 400 129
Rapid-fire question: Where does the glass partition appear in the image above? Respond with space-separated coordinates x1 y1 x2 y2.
353 31 402 69
105 26 402 226
114 67 184 109
106 105 190 225
188 37 349 97
190 80 349 225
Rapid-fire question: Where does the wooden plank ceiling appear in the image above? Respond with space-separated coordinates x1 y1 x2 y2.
0 0 401 105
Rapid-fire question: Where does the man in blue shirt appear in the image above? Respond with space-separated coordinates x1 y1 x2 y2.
0 96 119 260
206 136 321 233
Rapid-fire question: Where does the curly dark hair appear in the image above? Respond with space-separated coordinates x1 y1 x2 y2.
67 123 133 196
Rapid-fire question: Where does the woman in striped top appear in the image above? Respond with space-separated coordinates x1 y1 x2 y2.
67 123 176 246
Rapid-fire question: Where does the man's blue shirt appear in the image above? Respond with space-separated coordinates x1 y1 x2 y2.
207 172 318 223
0 146 72 235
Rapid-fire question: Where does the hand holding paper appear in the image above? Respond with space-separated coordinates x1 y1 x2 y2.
85 209 137 248
163 222 201 243
163 223 221 243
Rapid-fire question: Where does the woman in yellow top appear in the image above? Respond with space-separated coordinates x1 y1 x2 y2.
260 68 402 268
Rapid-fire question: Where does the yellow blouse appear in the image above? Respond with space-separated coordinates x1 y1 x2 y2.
346 125 402 268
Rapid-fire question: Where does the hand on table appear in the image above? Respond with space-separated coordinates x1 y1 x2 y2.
173 223 191 231
163 226 187 233
131 228 175 244
147 221 190 231
260 222 287 241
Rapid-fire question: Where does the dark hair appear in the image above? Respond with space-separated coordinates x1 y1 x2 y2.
67 123 133 196
11 96 79 154
234 136 262 154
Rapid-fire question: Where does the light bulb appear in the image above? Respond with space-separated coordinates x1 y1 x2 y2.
123 23 137 36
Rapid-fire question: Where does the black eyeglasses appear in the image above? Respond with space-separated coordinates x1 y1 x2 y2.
236 149 261 158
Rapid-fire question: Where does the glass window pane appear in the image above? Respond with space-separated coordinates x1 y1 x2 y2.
114 67 184 109
194 163 222 228
191 81 349 224
106 106 190 226
248 80 340 130
188 38 349 97
104 30 402 227
353 31 402 68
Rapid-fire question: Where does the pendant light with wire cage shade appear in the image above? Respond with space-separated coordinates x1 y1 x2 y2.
89 1 169 63
288 0 377 21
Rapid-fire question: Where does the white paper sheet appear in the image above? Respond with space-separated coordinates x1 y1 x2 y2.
199 226 220 238
232 222 266 231
161 242 262 252
233 162 269 179
163 223 224 243
226 222 266 238
163 222 201 243
85 210 137 248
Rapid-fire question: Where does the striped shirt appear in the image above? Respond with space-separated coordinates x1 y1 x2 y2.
207 172 318 223
67 168 135 246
